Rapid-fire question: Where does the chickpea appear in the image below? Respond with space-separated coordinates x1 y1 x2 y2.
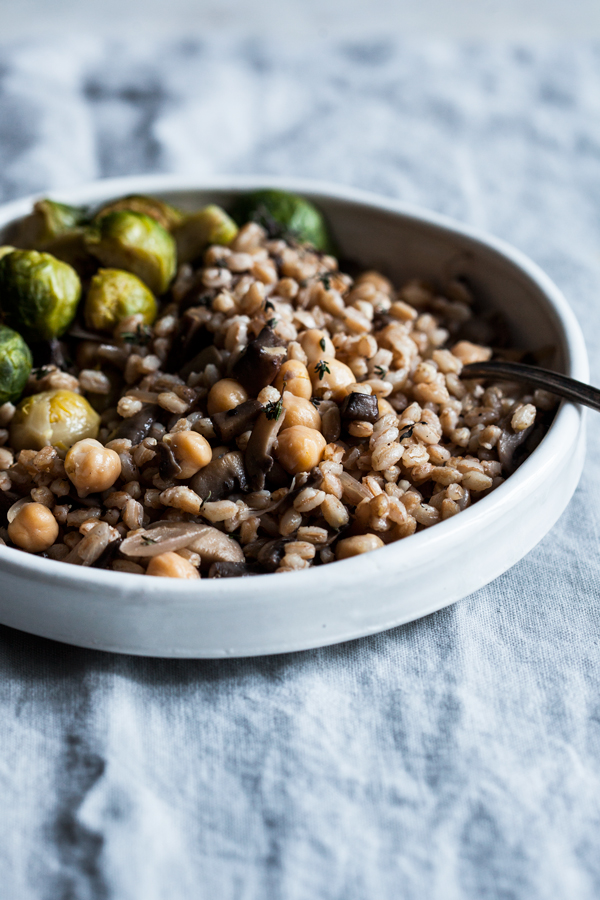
65 438 122 497
280 392 322 432
163 430 212 479
298 328 335 363
8 502 59 553
310 357 355 401
335 533 385 560
274 360 312 400
146 551 200 579
378 397 396 417
207 378 248 415
274 425 326 474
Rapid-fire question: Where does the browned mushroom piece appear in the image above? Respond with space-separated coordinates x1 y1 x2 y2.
179 344 223 380
256 538 290 572
208 561 256 578
120 521 208 557
211 398 263 443
113 403 158 443
244 406 287 492
189 450 248 500
165 306 213 372
340 391 379 425
231 326 287 396
497 414 534 473
157 441 182 480
186 525 245 567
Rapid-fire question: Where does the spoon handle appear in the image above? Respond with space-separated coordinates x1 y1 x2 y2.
461 361 600 414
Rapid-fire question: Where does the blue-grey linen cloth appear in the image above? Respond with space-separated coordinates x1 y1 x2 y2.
1 37 600 900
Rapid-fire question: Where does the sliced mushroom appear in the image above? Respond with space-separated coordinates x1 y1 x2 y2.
179 344 223 380
157 441 182 480
231 326 287 396
208 561 256 578
186 525 245 565
340 391 379 424
189 450 248 501
211 399 263 443
120 521 208 557
338 471 371 506
497 414 534 473
92 535 123 569
113 403 158 443
165 306 213 372
244 406 287 492
256 538 290 572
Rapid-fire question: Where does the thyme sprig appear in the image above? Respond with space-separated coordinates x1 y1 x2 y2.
314 359 331 380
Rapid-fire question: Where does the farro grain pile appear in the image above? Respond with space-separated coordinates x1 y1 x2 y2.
0 192 556 577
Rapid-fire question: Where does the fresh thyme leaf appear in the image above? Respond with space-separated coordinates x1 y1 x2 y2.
399 424 415 441
319 338 326 351
264 398 283 421
314 359 331 380
142 535 158 545
201 490 213 508
310 397 322 408
319 273 332 290
267 318 277 328
374 365 387 377
31 366 52 379
121 324 152 345
265 300 275 311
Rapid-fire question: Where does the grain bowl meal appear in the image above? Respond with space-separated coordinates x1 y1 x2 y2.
0 189 557 578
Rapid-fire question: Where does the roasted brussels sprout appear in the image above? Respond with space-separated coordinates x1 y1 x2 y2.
0 246 15 261
85 211 176 295
10 389 100 452
40 230 97 278
231 189 332 252
84 268 158 332
93 195 184 232
174 205 238 264
7 199 88 249
0 325 33 405
0 250 81 341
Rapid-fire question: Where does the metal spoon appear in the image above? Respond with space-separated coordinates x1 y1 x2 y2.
461 360 600 413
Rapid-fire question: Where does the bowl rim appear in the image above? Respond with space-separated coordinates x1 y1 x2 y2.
0 174 589 597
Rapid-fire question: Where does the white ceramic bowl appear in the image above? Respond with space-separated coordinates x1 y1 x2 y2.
0 175 588 657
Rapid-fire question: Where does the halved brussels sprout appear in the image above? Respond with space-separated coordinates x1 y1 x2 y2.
10 389 100 452
0 246 15 261
93 195 184 232
7 199 88 249
85 211 176 295
85 268 158 332
174 204 238 264
231 189 333 252
0 250 81 341
0 325 33 405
